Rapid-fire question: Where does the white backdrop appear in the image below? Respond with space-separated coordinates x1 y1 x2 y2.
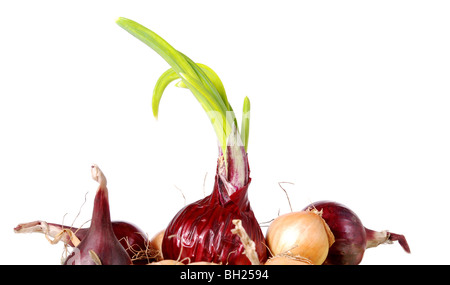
1 0 449 265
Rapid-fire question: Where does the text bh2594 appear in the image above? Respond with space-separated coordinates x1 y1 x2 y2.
180 269 269 282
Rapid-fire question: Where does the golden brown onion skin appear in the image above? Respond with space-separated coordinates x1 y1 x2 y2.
265 255 313 265
149 260 185 265
266 210 334 265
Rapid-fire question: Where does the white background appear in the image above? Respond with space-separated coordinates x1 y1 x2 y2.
1 0 449 265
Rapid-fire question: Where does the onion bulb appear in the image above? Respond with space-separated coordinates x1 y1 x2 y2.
265 209 335 265
265 255 313 265
14 220 153 264
63 165 132 265
149 260 184 265
303 200 410 265
149 229 165 260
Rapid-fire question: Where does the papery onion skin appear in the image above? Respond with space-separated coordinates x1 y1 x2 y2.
149 260 185 265
162 165 267 265
265 255 313 265
265 210 334 265
304 200 410 265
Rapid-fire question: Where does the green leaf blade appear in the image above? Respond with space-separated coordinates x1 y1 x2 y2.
241 96 251 152
152 68 179 119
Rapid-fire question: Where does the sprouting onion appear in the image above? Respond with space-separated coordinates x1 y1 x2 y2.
118 19 241 151
116 17 266 264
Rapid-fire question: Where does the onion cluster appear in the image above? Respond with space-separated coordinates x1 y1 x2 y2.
14 17 410 266
303 201 410 265
15 165 157 265
263 200 410 265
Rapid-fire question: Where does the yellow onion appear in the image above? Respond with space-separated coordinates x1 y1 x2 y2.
265 254 313 265
149 229 165 260
148 260 184 265
266 209 335 265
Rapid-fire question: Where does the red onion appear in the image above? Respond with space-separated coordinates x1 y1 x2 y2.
162 154 267 265
62 165 132 265
303 200 410 265
14 220 155 264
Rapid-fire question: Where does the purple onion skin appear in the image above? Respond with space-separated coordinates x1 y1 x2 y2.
162 174 267 265
110 222 149 257
304 201 366 265
303 200 410 265
74 221 149 264
15 220 150 264
64 166 132 265
51 221 147 250
74 221 149 258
